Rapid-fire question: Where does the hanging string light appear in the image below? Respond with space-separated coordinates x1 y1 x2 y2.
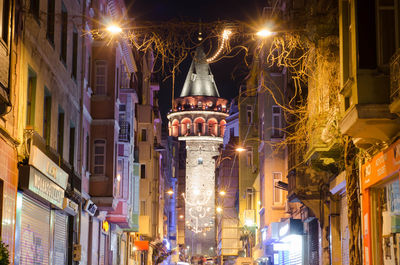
206 29 232 63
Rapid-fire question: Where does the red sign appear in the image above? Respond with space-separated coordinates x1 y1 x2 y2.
361 139 400 189
134 240 149 251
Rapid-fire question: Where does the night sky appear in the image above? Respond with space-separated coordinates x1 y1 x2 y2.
126 0 268 121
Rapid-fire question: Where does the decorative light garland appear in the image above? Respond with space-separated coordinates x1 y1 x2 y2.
182 189 214 233
206 29 232 63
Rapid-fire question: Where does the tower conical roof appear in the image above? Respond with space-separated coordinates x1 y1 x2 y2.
179 46 220 98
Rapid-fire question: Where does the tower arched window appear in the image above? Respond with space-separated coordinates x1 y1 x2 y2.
194 117 205 136
219 120 226 137
207 118 218 136
181 118 192 136
172 119 179 137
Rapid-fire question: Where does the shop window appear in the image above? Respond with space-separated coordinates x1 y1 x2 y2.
1 0 10 43
94 60 107 95
273 172 283 205
93 139 106 175
43 88 51 145
272 106 282 138
57 107 65 156
60 2 68 65
140 164 146 179
26 68 37 127
46 0 54 44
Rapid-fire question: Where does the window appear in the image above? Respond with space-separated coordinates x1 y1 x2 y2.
85 133 89 171
376 0 397 66
272 106 282 138
43 88 51 145
246 146 253 167
246 105 253 124
230 127 234 138
140 201 146 215
198 122 203 134
116 160 123 197
46 0 55 44
140 164 146 179
246 188 254 210
72 27 78 79
94 61 107 95
26 69 36 126
93 139 106 175
141 129 147 142
341 0 352 82
60 3 68 64
29 0 39 20
273 172 283 205
1 0 10 43
57 107 65 156
69 123 75 165
197 158 203 165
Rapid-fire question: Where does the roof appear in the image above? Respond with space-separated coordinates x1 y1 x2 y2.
179 46 220 98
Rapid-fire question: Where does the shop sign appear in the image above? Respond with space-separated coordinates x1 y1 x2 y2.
83 199 98 216
29 145 68 189
361 139 400 190
265 222 280 243
134 240 149 251
278 219 303 240
102 220 109 233
28 166 64 209
63 198 79 216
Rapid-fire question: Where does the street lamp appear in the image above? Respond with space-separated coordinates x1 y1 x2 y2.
256 28 274 38
219 190 226 196
216 206 223 213
106 24 122 34
166 189 174 195
235 147 246 152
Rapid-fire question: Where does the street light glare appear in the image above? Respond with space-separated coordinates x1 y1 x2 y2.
235 147 246 152
167 189 174 195
107 24 122 34
219 190 226 196
216 206 223 213
256 29 273 38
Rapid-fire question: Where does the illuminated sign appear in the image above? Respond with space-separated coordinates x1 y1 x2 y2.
83 199 98 216
23 166 65 208
102 221 109 232
29 145 68 189
63 198 79 216
279 224 289 237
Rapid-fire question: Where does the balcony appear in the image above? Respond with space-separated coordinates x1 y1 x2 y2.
390 49 400 114
287 166 328 202
339 104 400 149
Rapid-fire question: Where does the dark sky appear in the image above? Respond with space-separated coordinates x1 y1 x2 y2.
126 0 267 121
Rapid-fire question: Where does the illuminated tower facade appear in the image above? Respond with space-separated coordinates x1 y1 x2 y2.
167 47 228 256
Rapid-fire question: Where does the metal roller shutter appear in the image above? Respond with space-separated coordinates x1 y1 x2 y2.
92 219 99 265
53 211 68 265
20 195 51 265
341 194 350 265
99 233 106 265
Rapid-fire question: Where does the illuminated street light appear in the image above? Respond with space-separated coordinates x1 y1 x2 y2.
179 215 184 219
245 218 254 227
166 189 174 195
256 28 274 38
219 190 226 196
216 206 223 213
106 24 122 34
235 147 246 152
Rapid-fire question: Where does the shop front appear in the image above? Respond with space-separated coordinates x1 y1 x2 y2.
361 139 400 265
271 219 304 265
15 145 78 265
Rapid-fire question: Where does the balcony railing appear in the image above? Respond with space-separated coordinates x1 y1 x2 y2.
390 49 400 102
